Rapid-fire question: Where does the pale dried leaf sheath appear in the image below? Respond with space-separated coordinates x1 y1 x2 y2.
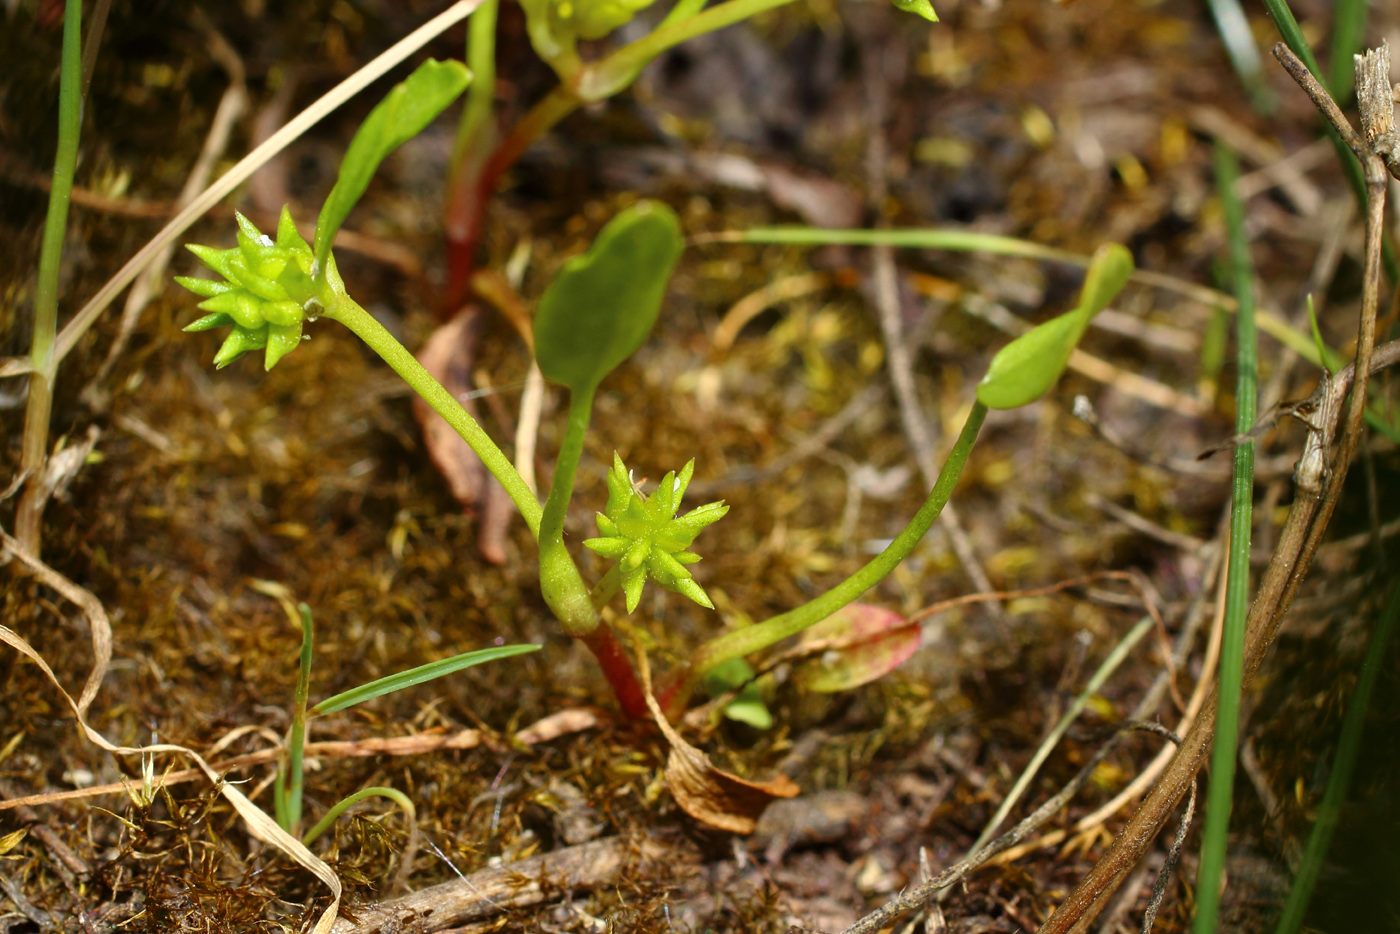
1356 41 1400 175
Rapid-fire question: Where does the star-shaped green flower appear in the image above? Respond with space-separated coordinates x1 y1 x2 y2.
175 207 318 370
584 454 728 614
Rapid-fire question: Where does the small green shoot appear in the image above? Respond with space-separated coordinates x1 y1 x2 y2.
703 658 772 729
315 59 471 269
977 243 1134 409
273 601 539 838
534 201 685 397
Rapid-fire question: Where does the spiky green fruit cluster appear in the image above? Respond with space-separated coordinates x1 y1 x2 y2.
584 454 728 614
175 207 319 370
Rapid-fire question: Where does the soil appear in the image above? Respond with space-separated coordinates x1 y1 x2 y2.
1 0 1398 932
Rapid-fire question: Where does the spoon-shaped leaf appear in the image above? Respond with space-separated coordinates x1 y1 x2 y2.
314 59 471 270
976 242 1133 410
308 643 538 717
534 201 684 395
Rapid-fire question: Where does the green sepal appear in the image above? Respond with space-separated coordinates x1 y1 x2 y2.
183 313 234 333
174 276 233 298
275 205 312 254
647 548 693 583
584 535 631 559
670 577 713 609
265 321 305 370
623 567 646 613
213 325 269 369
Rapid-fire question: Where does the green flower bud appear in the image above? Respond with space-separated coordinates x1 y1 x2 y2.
583 453 728 614
176 206 318 370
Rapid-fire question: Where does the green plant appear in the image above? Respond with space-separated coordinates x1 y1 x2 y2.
442 0 938 307
273 602 539 841
15 0 82 556
177 54 1136 723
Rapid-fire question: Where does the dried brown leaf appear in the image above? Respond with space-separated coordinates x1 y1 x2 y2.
640 659 798 834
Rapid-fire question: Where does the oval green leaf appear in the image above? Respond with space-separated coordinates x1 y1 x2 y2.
314 59 472 270
534 201 684 395
308 643 538 717
976 242 1133 410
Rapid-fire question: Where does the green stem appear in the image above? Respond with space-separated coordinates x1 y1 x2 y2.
302 786 415 846
282 603 315 835
17 0 83 554
1273 581 1400 934
581 0 800 100
538 387 600 636
1193 143 1258 934
681 401 988 691
589 564 623 610
322 288 542 535
452 0 499 172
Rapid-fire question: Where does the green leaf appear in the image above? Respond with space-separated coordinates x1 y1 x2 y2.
308 643 538 717
534 201 684 396
313 59 472 270
891 0 938 21
976 242 1133 410
703 658 772 730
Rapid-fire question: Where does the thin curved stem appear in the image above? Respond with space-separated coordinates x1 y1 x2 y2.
676 401 988 702
17 0 82 554
538 388 600 636
302 786 415 846
323 292 542 534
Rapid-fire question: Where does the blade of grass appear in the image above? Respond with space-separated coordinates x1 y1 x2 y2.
1328 0 1367 106
1192 142 1258 934
1273 580 1400 934
1204 0 1276 112
308 643 539 717
16 0 82 554
282 603 316 834
1261 0 1397 283
709 226 1326 367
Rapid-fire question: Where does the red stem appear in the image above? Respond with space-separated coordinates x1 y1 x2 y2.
579 623 649 720
442 85 581 313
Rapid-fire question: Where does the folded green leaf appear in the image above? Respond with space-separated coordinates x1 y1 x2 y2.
891 0 938 21
977 242 1133 410
308 643 539 716
703 658 773 729
534 201 684 396
313 59 472 270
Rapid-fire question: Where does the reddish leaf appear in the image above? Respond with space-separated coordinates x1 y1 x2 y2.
790 603 921 694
